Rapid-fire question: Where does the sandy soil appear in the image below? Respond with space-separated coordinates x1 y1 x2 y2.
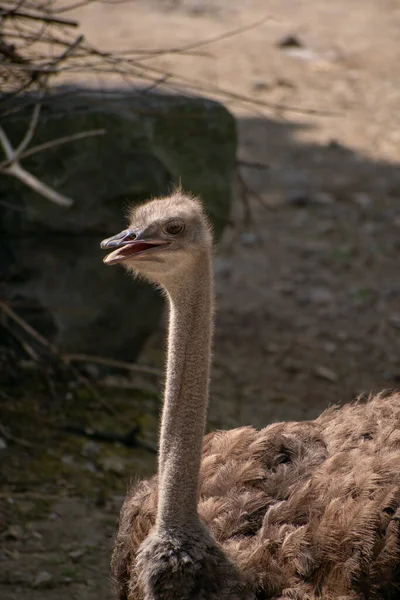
1 0 400 598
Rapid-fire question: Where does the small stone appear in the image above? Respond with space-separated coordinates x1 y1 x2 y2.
214 257 232 278
278 282 295 295
0 438 7 450
282 358 303 374
17 500 35 515
252 80 270 92
298 287 333 305
275 78 295 88
313 192 335 205
240 232 257 246
310 287 334 304
389 315 400 330
81 363 100 379
323 341 337 354
3 548 20 560
286 192 312 207
83 461 97 473
277 35 303 49
353 192 372 208
81 440 100 458
69 548 86 562
383 371 400 383
32 571 53 589
313 365 338 383
4 524 24 540
61 454 74 466
285 191 334 207
100 456 125 474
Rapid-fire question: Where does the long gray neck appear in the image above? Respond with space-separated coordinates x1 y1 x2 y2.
156 253 214 530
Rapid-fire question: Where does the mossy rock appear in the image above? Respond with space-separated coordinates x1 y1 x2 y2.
0 91 236 359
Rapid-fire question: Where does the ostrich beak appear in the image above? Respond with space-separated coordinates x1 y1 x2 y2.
100 229 134 250
101 230 169 265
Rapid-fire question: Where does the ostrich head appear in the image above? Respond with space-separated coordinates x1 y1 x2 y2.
100 192 213 284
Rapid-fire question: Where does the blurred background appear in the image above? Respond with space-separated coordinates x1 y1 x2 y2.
1 0 400 597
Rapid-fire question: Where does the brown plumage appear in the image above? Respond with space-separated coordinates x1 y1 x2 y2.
101 192 400 600
113 393 400 599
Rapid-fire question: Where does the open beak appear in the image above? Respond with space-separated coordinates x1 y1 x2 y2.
100 230 169 265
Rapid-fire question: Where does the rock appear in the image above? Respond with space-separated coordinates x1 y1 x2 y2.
0 437 7 450
32 571 54 588
0 91 236 361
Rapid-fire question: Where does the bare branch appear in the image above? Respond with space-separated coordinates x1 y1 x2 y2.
14 100 42 155
4 161 74 206
0 124 15 159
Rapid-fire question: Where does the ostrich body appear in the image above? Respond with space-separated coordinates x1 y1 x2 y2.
101 192 400 600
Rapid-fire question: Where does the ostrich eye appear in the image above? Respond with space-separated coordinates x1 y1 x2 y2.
164 220 185 235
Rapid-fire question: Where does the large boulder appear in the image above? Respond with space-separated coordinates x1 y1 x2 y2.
0 92 236 360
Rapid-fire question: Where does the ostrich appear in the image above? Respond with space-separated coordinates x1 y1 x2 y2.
101 192 400 600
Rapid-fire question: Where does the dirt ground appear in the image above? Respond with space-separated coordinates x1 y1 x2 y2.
1 0 400 598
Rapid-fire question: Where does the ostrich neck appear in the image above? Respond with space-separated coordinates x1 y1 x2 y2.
156 254 214 530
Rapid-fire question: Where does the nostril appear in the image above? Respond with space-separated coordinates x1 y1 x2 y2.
124 231 137 241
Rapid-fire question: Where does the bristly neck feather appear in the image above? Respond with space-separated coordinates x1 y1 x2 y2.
156 252 214 531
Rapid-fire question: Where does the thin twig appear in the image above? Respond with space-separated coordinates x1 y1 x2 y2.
0 423 34 448
236 169 274 212
0 302 132 420
0 124 14 158
65 353 162 377
53 0 99 13
1 316 40 361
132 15 272 62
0 129 105 169
0 301 58 353
52 33 84 65
0 8 78 27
